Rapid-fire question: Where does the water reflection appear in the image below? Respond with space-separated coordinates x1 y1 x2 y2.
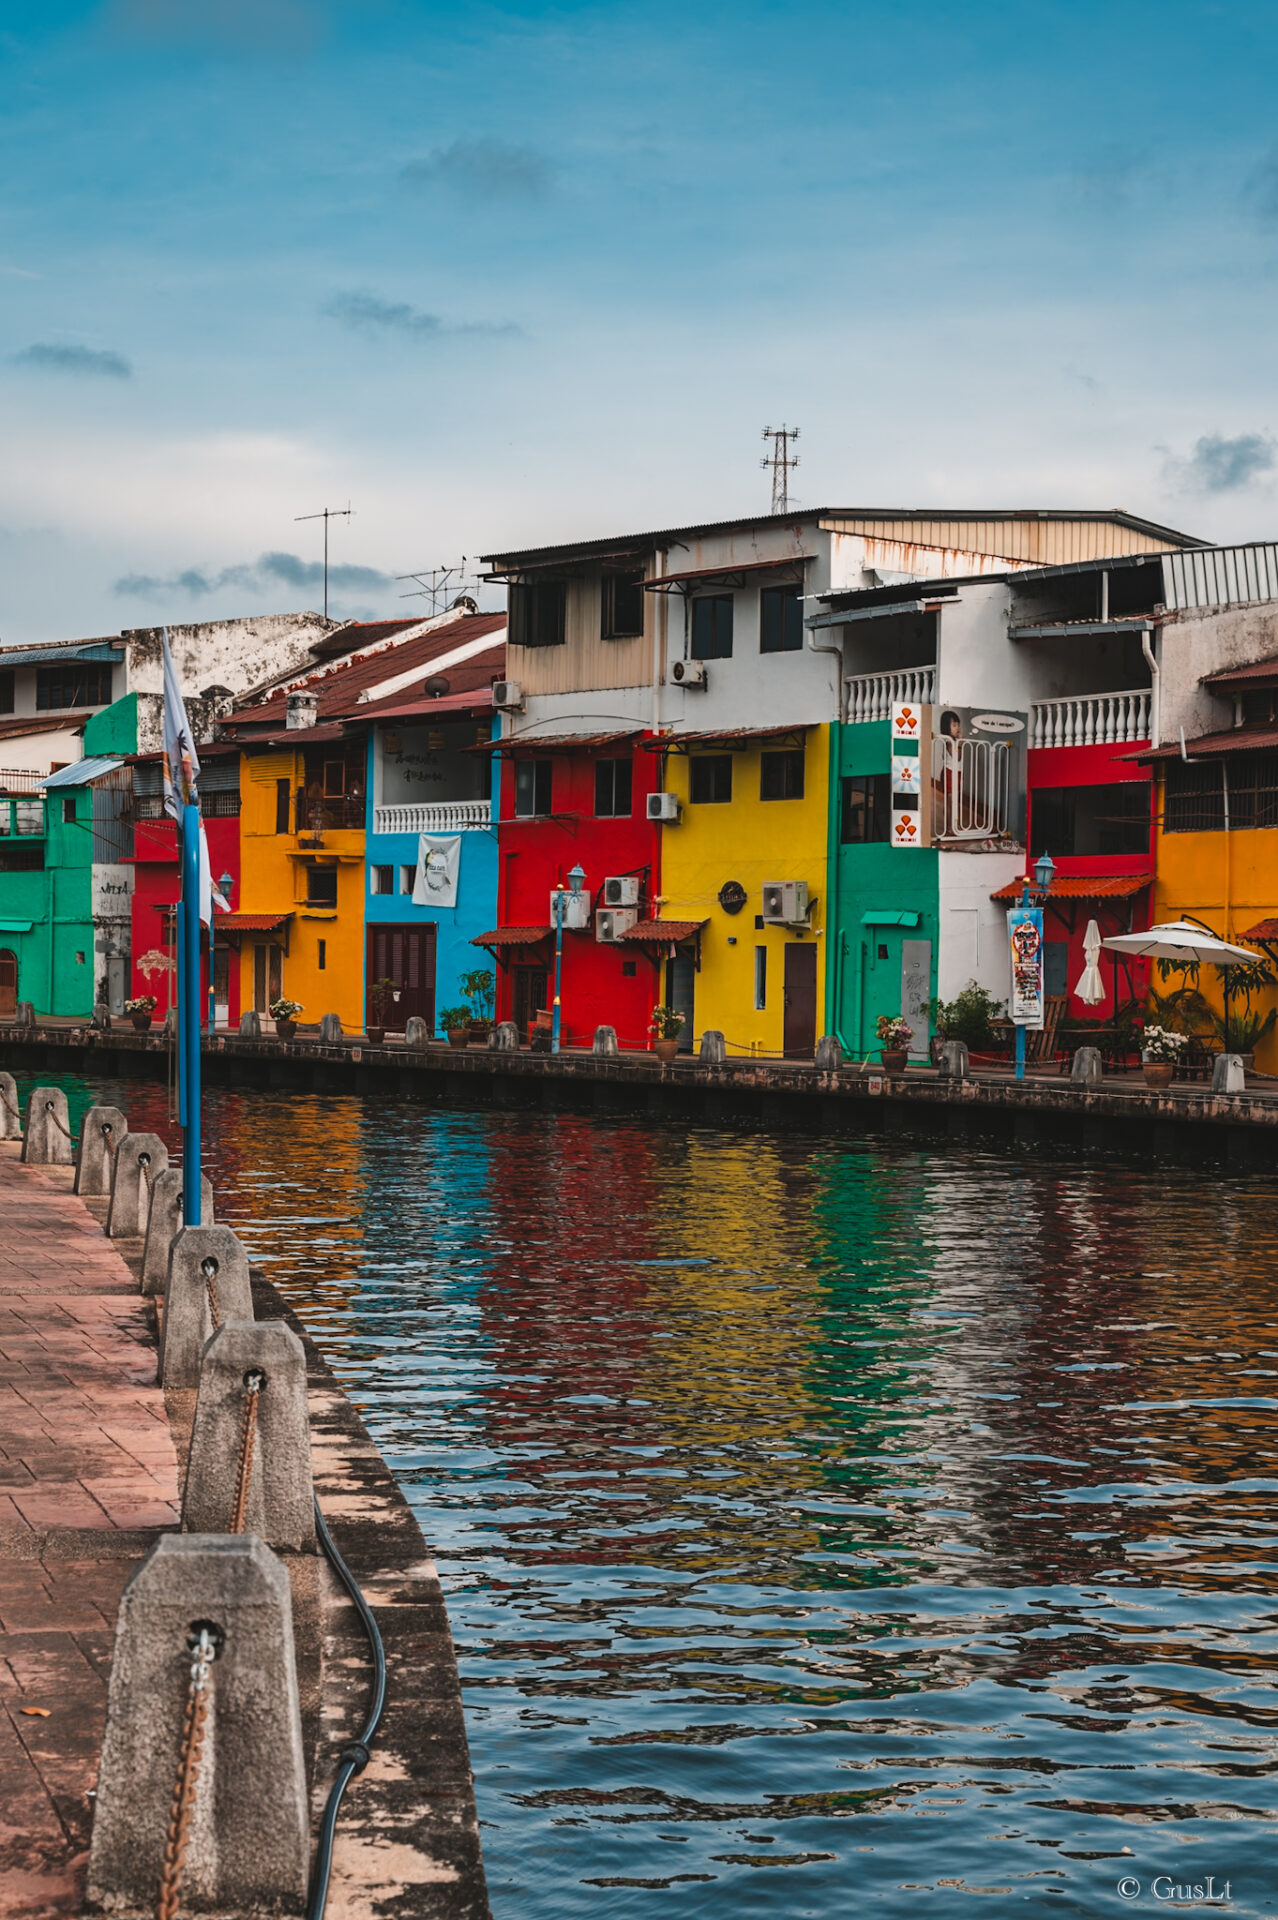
17 1070 1278 1917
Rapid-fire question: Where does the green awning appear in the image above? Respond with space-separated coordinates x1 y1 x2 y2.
0 920 35 933
860 910 922 929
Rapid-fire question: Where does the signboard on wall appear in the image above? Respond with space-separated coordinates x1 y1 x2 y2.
900 938 932 1056
890 700 929 848
1007 904 1045 1029
931 706 1027 851
380 724 487 807
92 864 134 924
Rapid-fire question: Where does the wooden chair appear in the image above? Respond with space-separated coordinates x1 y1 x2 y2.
1027 994 1067 1067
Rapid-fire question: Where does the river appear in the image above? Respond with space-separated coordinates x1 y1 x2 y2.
17 1069 1278 1917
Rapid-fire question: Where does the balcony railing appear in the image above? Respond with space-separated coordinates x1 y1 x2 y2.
373 799 492 835
844 665 935 724
1031 688 1151 749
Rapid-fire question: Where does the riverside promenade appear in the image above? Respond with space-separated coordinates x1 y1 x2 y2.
0 1138 489 1920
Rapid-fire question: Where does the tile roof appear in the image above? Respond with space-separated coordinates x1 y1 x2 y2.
1241 918 1278 941
231 613 505 728
618 918 707 942
217 912 294 931
471 926 553 947
990 872 1152 902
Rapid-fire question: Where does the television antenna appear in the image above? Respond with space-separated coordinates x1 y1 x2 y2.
761 425 799 514
396 561 480 615
294 503 352 619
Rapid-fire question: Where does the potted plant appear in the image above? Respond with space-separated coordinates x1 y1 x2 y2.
124 993 158 1032
459 967 495 1044
1141 1025 1187 1088
926 982 1004 1062
440 1005 471 1050
367 976 397 1045
876 1013 914 1071
270 997 303 1040
649 1004 685 1063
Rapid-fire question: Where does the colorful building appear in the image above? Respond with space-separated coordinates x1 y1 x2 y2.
126 744 242 1027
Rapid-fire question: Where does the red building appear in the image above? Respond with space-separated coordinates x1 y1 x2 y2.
127 746 242 1027
475 730 663 1049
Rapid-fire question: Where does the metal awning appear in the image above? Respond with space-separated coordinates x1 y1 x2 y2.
0 919 34 933
473 730 642 756
860 910 922 928
40 757 123 788
0 643 120 668
643 725 809 753
807 599 951 629
643 556 813 594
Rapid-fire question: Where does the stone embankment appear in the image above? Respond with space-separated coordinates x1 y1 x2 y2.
0 1084 489 1920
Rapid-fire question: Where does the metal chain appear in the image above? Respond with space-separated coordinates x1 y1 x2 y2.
0 1090 20 1122
201 1257 221 1332
229 1371 265 1534
155 1626 216 1920
102 1122 117 1159
139 1150 154 1192
45 1099 73 1140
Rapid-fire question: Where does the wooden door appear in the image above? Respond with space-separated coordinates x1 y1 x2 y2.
668 953 696 1053
783 943 817 1059
0 950 15 1016
512 966 548 1038
367 923 437 1030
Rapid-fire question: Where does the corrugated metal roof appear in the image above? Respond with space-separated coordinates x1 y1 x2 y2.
41 757 123 788
0 643 120 668
237 614 505 726
1135 724 1278 760
1201 653 1278 688
1164 544 1278 612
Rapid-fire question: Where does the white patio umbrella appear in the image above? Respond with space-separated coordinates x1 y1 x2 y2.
1074 918 1105 1006
1101 920 1259 1050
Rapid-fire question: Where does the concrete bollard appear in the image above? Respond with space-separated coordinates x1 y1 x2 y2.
1071 1046 1103 1087
0 1071 21 1140
73 1105 129 1196
90 1002 112 1030
939 1039 970 1080
593 1025 619 1057
490 1020 519 1051
160 1226 254 1388
814 1034 843 1071
319 1012 343 1043
404 1014 430 1049
20 1087 73 1165
182 1322 315 1550
1213 1052 1245 1094
698 1029 726 1065
86 1534 310 1916
13 1000 35 1029
238 1008 261 1039
105 1131 169 1239
141 1169 215 1298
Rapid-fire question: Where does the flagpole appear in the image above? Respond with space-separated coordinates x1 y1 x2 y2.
180 800 203 1225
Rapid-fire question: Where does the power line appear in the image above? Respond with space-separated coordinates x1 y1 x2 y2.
761 425 800 514
395 561 480 616
295 504 353 620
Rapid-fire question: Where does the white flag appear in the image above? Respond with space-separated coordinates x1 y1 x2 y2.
161 627 200 820
412 833 461 909
198 822 230 927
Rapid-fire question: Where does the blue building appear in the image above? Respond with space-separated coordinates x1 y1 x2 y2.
361 628 505 1032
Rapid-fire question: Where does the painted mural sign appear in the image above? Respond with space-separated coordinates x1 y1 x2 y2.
1007 904 1045 1029
381 724 487 806
930 706 1027 851
890 701 928 848
92 864 134 922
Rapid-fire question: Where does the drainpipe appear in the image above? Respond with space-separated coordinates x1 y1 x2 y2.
1141 625 1160 746
808 616 848 1045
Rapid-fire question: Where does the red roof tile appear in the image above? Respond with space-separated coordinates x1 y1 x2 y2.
618 918 707 942
471 926 553 947
990 873 1152 902
1241 918 1278 941
217 912 294 931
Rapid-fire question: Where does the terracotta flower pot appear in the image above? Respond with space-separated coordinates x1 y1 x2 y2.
366 1026 385 1045
275 1018 297 1040
1142 1060 1174 1089
447 1028 469 1049
653 1038 679 1063
881 1048 908 1071
130 1012 153 1032
467 1019 493 1046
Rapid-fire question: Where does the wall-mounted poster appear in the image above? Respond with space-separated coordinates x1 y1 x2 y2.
931 707 1027 851
890 700 929 848
1007 904 1045 1029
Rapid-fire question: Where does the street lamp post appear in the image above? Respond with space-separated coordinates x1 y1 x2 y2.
551 863 586 1055
1014 851 1056 1082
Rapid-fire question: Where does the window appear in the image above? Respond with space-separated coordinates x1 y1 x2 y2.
371 865 394 894
63 794 77 824
514 759 553 817
761 748 805 801
691 595 734 660
690 755 733 803
1031 782 1151 855
0 671 12 714
317 939 327 970
754 946 767 1010
602 570 645 640
1164 749 1278 832
622 959 637 977
275 778 292 834
594 757 633 817
760 584 803 654
202 790 240 817
509 580 567 648
307 866 338 908
35 663 113 710
1222 750 1278 830
841 773 890 844
1241 689 1278 727
399 865 415 894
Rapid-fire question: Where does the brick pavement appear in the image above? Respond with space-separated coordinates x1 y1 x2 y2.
0 1141 179 1918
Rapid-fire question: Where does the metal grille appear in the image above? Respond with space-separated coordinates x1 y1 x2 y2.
1164 758 1225 832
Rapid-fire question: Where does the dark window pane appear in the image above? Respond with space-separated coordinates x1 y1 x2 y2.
690 754 733 803
515 758 553 817
307 865 338 907
595 757 633 817
760 584 803 654
0 672 13 715
275 778 291 834
841 773 890 843
510 580 567 648
691 595 734 660
760 748 805 801
1030 782 1150 855
35 663 113 710
62 795 77 824
602 571 645 640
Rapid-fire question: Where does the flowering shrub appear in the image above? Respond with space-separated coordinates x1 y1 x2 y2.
1142 1025 1189 1063
875 1014 914 1051
269 998 304 1020
649 1005 686 1040
123 994 157 1015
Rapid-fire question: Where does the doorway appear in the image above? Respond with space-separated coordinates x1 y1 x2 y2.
668 952 696 1053
253 943 283 1013
783 943 817 1059
512 965 549 1039
366 923 437 1030
213 947 230 1028
0 949 15 1016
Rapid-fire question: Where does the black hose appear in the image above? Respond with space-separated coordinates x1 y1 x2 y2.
307 1493 388 1920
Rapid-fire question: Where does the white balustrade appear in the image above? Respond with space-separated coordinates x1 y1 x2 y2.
1030 688 1151 749
843 666 936 725
373 799 492 835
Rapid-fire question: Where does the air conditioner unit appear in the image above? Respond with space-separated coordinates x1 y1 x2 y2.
596 907 639 944
646 791 682 823
550 888 593 930
603 875 641 907
761 881 810 926
493 680 524 711
670 658 707 688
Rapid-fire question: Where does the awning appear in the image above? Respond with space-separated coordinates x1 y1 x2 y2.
216 913 293 932
41 757 123 788
471 926 553 947
643 556 813 593
618 919 707 944
1241 918 1278 941
990 873 1152 902
473 730 642 756
644 724 809 753
0 643 120 668
0 919 34 933
861 910 922 927
1201 654 1278 691
225 723 354 749
1130 726 1278 761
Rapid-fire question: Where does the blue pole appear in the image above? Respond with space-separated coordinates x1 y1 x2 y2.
180 802 202 1225
551 889 564 1054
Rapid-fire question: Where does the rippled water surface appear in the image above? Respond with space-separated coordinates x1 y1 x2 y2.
19 1070 1278 1915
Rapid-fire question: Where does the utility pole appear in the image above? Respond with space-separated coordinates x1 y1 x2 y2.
395 561 479 616
295 504 353 619
761 425 800 514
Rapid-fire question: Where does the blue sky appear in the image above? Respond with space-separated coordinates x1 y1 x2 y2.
3 0 1278 639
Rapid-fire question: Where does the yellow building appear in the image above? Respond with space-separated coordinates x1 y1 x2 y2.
656 724 831 1057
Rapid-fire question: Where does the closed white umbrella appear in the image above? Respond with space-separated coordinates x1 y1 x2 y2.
1074 917 1105 1005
